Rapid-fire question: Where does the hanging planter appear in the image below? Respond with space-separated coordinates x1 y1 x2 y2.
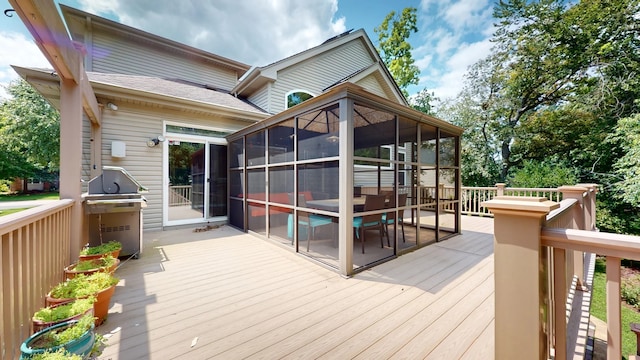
20 315 95 359
32 298 95 333
64 256 120 280
79 240 122 261
46 272 119 326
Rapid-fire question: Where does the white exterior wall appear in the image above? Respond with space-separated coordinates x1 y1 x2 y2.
269 40 374 114
91 32 239 91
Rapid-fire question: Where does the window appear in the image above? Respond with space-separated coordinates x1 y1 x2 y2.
286 91 314 108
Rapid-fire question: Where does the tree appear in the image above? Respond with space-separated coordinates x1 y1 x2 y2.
410 87 438 116
0 80 60 182
374 7 420 97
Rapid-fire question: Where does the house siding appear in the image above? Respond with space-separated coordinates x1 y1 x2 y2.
92 102 252 232
247 84 271 114
354 73 388 99
90 32 239 91
269 40 375 114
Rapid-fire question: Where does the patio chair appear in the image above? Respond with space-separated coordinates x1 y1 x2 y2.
382 193 407 244
288 193 333 251
353 195 385 254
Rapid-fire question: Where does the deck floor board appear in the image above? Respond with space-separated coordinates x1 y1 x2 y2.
97 216 495 359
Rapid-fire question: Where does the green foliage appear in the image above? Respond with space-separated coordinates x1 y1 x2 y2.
80 241 122 256
32 314 93 349
33 298 95 323
74 255 116 272
0 180 10 193
0 80 60 181
50 272 118 300
30 348 83 360
507 160 578 188
411 88 439 116
374 7 419 97
611 113 640 206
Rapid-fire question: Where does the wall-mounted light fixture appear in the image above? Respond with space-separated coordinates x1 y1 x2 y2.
106 102 118 111
146 135 165 147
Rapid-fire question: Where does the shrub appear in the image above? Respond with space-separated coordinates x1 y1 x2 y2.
33 298 95 323
622 273 640 308
80 241 121 256
50 273 118 299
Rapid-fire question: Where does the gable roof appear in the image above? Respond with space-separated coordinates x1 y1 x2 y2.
231 29 408 105
60 4 251 74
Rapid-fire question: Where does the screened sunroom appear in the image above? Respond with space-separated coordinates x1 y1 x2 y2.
227 83 463 276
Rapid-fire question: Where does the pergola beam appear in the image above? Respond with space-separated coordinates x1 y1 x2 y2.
8 0 101 125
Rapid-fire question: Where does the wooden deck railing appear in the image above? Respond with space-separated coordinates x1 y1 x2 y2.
484 184 640 359
0 200 73 359
169 185 192 207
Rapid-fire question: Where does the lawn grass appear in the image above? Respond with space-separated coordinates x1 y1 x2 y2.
591 257 640 359
0 192 59 202
0 208 30 217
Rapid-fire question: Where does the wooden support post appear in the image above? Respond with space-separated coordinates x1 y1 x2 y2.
482 196 559 360
607 256 622 360
60 79 84 260
559 185 589 289
496 183 506 196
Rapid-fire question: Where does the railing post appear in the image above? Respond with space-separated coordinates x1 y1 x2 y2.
482 196 560 360
559 186 589 289
496 183 506 196
577 184 598 231
607 256 622 360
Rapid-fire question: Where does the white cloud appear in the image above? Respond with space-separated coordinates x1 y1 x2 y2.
0 32 51 99
86 0 346 66
430 38 493 99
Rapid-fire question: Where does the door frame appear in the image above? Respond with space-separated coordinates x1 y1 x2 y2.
162 121 229 227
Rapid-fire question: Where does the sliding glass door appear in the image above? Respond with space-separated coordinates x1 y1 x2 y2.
165 137 228 225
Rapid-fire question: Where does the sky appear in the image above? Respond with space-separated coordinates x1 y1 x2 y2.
0 0 496 101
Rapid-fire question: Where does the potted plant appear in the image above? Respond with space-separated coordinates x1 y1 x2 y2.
20 314 95 359
27 348 83 360
79 240 122 261
46 272 119 326
64 255 120 280
32 298 95 333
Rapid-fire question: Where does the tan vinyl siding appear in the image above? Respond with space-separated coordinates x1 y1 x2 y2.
91 32 238 91
247 84 271 114
355 73 388 99
95 102 251 231
354 168 395 187
269 40 374 114
82 116 92 192
99 109 164 231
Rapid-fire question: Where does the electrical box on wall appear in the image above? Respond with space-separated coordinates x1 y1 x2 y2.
111 141 126 158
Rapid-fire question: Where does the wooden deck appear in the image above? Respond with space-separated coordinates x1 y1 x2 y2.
97 216 495 359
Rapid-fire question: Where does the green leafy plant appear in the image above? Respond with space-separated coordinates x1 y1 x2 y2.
30 314 93 349
622 273 640 308
74 255 116 272
33 298 95 323
30 348 83 360
50 272 118 300
80 241 121 256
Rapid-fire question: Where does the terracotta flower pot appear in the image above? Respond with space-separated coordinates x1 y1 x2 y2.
64 258 120 280
78 248 121 261
32 302 94 333
46 284 117 326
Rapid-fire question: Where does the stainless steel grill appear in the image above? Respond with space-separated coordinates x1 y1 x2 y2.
83 166 147 258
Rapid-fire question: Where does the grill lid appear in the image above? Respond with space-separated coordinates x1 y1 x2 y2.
88 166 148 194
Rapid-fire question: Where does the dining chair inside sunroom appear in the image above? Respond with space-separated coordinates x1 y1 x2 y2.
352 194 386 254
288 193 333 251
382 193 407 244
